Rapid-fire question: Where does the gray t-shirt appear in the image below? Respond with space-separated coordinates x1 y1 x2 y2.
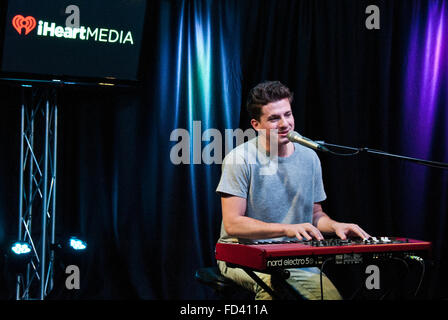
216 136 326 243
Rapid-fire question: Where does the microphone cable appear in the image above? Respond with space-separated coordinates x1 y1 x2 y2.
315 141 361 157
406 255 426 297
379 256 409 300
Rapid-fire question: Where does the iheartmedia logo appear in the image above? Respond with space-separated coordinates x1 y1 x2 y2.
12 14 134 45
12 15 37 35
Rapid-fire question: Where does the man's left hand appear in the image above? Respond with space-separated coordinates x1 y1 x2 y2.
332 222 370 240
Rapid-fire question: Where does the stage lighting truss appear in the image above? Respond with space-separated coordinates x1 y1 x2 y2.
15 86 58 300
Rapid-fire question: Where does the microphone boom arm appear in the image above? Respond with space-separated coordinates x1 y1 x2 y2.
315 141 448 170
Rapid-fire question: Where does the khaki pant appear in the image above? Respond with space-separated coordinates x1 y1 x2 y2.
218 260 342 300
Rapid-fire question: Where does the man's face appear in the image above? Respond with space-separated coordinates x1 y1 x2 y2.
251 98 295 146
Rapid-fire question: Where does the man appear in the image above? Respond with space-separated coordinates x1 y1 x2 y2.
216 81 370 300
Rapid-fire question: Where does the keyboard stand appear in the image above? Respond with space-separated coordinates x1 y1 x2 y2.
241 268 280 299
240 267 304 300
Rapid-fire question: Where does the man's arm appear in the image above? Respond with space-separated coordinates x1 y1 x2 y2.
221 194 324 240
312 203 370 240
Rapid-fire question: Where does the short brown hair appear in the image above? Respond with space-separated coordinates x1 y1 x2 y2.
246 81 294 121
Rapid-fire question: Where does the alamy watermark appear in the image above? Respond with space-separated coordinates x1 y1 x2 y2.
169 121 280 175
365 5 380 30
65 265 80 290
365 264 380 290
65 5 80 28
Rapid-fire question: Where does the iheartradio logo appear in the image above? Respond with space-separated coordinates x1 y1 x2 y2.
12 15 37 35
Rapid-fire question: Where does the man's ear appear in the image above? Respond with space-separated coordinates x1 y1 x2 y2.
250 119 260 132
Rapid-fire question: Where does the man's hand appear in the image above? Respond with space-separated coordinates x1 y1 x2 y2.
284 223 324 241
332 222 370 240
313 203 370 240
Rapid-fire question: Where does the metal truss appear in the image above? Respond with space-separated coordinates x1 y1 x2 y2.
16 86 58 300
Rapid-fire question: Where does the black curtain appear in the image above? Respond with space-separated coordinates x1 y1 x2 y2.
0 0 447 300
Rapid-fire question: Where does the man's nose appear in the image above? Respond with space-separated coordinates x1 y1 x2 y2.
278 117 288 127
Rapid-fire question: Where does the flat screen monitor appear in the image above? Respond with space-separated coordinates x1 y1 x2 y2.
0 0 148 86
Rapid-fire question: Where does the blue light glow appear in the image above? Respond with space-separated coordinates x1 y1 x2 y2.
11 242 32 255
69 237 87 250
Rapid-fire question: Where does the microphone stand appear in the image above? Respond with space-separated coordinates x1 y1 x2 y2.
315 141 448 170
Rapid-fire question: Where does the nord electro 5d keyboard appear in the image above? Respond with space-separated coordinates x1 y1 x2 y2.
215 237 431 271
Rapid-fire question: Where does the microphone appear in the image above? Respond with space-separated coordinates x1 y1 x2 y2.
286 131 329 153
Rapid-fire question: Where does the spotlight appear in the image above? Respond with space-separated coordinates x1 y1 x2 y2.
51 235 88 260
6 241 33 276
46 235 88 298
68 237 87 251
11 242 32 255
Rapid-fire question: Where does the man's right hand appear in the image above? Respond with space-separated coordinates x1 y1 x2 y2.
283 223 324 241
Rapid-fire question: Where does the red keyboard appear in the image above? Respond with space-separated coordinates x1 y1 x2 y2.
215 237 431 271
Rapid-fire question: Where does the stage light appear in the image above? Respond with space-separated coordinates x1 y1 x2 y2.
69 237 87 251
51 235 88 254
7 241 33 276
11 242 32 255
45 236 88 299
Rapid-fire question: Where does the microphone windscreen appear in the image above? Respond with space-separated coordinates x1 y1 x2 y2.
286 131 300 141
